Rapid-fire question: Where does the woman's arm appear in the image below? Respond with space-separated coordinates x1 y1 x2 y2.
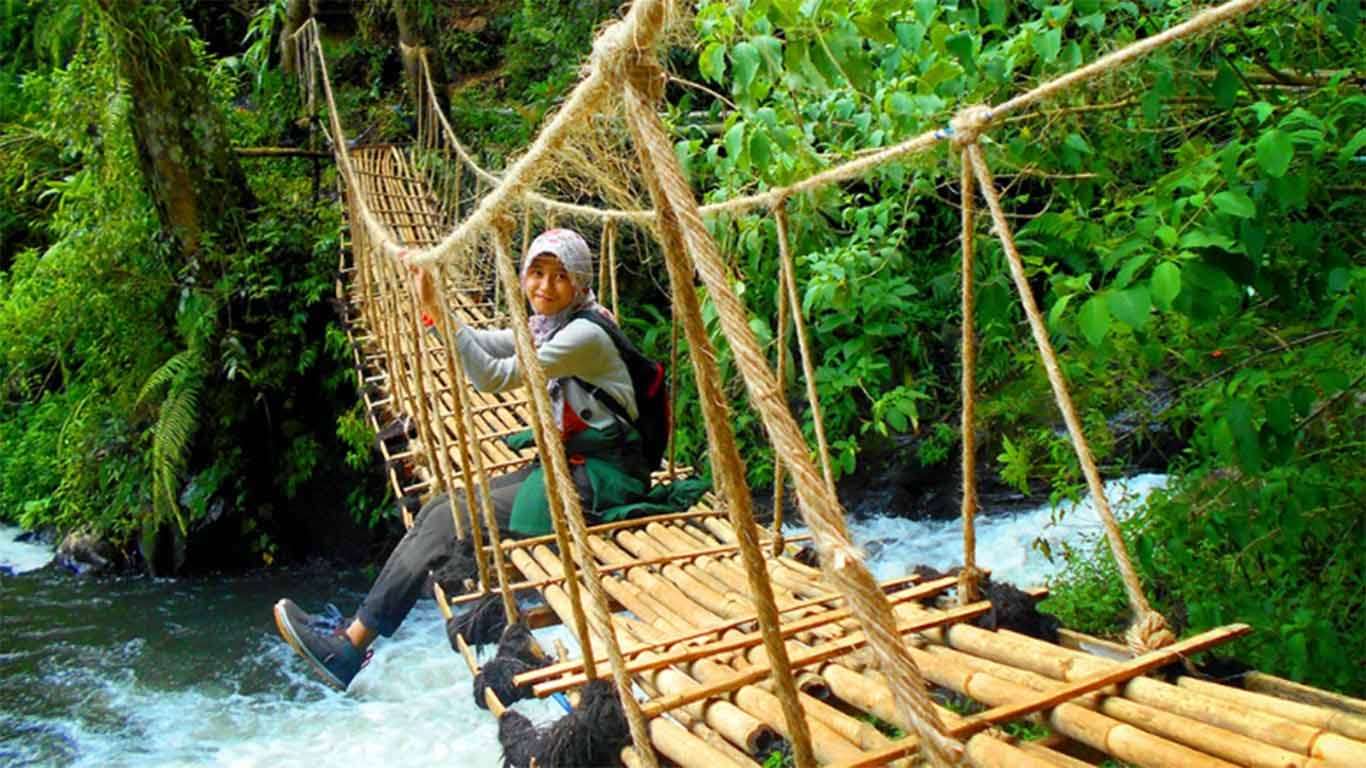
454 319 614 393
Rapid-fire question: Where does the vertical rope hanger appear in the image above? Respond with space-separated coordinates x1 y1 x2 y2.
606 219 621 319
770 217 791 556
625 73 820 768
405 271 458 520
774 203 836 496
624 65 963 767
957 148 983 606
598 216 612 307
966 142 1175 654
666 304 679 480
488 226 659 768
429 265 517 623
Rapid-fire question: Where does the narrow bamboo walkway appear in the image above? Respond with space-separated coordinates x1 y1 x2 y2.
330 143 1366 768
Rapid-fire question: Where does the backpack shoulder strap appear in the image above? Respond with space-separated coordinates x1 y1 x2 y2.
567 310 634 424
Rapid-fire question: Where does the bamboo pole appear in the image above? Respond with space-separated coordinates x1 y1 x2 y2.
1176 677 1366 742
533 577 959 697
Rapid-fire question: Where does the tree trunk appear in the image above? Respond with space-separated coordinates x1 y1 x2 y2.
96 0 254 255
393 0 444 105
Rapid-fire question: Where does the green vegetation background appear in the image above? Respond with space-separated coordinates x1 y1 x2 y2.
1 0 1361 694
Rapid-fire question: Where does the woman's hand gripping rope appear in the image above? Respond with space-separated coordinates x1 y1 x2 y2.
404 249 445 334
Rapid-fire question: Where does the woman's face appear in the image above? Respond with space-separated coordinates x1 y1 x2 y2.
522 254 578 315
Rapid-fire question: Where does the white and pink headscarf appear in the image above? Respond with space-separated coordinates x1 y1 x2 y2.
522 228 610 347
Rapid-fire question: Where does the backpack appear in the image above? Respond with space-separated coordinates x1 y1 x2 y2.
568 310 671 472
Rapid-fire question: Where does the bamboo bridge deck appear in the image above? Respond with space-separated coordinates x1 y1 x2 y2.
328 144 1366 768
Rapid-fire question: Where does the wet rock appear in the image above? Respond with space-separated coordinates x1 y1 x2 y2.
56 530 123 576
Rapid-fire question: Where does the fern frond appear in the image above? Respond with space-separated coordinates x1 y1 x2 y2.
137 348 196 409
143 348 207 533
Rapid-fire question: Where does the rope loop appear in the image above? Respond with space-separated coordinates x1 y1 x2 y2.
1126 610 1178 656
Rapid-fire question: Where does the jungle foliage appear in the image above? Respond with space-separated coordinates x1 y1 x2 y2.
0 0 390 570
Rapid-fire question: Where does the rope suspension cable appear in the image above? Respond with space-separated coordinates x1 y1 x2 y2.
486 226 660 768
966 142 1175 654
625 64 962 766
623 73 819 768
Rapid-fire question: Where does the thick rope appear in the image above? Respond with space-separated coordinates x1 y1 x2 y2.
967 143 1174 654
488 227 659 768
623 81 819 768
957 149 983 607
431 270 517 623
774 203 836 495
625 75 963 767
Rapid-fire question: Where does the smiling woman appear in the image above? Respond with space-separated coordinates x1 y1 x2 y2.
273 228 661 691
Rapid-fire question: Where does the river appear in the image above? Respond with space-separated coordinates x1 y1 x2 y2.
0 474 1166 767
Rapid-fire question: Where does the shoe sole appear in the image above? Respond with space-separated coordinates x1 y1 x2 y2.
273 599 348 691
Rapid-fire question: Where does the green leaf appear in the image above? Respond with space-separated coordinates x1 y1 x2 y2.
1213 61 1239 108
1180 229 1239 252
1213 189 1256 219
1113 252 1151 290
1150 262 1182 309
749 128 772 169
1048 293 1074 328
724 121 746 165
1108 286 1152 331
731 41 760 95
915 0 937 24
1266 397 1294 435
699 42 727 83
1255 129 1294 177
984 0 1007 26
1078 295 1112 346
888 91 914 116
1033 28 1061 63
945 32 976 75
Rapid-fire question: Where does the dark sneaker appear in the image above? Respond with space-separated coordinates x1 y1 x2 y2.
273 598 367 690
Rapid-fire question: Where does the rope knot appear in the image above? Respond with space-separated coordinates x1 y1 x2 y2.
938 105 995 149
956 565 986 604
1125 610 1177 656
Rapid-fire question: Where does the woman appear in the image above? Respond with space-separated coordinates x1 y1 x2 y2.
273 229 649 691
